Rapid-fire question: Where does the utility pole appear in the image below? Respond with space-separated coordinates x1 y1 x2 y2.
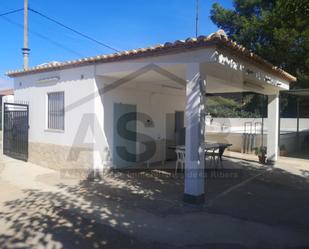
22 0 30 69
196 0 199 37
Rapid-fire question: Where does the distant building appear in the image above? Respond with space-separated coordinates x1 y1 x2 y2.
0 89 14 130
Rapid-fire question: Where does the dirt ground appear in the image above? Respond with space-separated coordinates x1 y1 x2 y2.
0 155 309 249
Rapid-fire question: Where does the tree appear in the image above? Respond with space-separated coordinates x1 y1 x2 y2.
206 93 267 118
211 0 309 88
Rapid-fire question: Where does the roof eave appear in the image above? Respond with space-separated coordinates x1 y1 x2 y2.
216 41 297 83
6 31 297 83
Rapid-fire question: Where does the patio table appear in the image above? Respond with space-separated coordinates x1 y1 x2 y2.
168 142 232 162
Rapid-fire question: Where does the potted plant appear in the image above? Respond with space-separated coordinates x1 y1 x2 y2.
254 146 267 164
280 145 288 156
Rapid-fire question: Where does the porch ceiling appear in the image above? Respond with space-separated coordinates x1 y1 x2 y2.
97 64 186 91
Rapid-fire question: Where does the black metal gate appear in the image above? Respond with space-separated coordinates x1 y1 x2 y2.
3 103 29 161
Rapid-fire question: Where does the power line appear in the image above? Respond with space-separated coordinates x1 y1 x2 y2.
0 15 84 57
0 8 23 17
0 7 119 53
29 8 120 52
29 16 103 53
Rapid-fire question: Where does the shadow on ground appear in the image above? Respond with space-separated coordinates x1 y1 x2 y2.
205 166 309 230
0 159 309 248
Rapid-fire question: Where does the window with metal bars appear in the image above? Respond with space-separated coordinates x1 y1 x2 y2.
47 92 64 130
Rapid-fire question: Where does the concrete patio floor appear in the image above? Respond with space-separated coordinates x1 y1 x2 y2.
0 155 309 249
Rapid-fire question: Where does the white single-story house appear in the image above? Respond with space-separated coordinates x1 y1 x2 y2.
6 30 296 203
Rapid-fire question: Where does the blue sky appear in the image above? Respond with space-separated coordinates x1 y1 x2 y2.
0 0 233 89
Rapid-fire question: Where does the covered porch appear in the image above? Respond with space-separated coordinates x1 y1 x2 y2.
94 33 293 204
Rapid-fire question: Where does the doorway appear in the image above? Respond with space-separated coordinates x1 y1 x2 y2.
113 103 137 168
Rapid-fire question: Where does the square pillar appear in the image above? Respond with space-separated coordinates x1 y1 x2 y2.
183 63 205 204
267 94 279 164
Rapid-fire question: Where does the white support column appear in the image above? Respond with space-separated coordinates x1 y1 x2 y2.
267 94 279 164
184 63 205 204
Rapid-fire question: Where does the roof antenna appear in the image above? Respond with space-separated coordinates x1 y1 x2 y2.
196 0 199 38
22 0 30 69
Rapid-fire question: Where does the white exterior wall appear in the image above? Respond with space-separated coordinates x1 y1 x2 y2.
13 66 96 147
2 95 14 103
208 118 309 133
95 76 186 168
12 62 188 170
206 118 309 154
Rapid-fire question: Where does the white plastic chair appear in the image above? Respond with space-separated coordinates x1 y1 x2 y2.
205 148 220 167
175 149 185 173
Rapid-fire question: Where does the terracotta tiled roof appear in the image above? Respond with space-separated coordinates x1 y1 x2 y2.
0 88 14 96
6 30 296 82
